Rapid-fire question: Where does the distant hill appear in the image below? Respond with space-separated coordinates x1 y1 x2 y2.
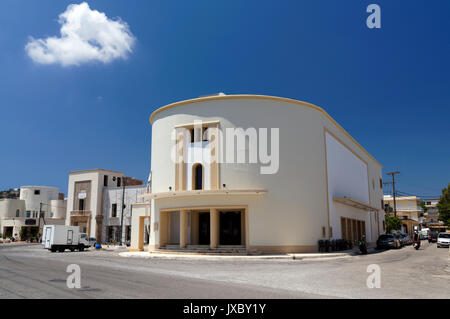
0 188 20 199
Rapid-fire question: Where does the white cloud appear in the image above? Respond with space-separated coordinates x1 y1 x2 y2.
25 2 136 66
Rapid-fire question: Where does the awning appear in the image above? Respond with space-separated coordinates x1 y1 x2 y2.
333 197 380 211
139 189 268 200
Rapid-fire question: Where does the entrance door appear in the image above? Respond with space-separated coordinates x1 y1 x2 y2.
220 211 241 245
198 212 210 245
45 227 51 247
67 230 73 244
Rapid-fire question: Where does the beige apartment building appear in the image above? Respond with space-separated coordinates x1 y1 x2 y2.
383 195 423 235
131 94 385 253
66 169 145 243
423 198 447 232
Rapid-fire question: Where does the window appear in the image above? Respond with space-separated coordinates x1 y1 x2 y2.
426 201 431 205
16 210 20 217
381 199 384 210
34 189 40 195
379 178 383 189
79 198 85 211
192 163 203 190
104 175 108 187
190 128 195 143
189 127 208 143
26 211 30 217
117 177 121 187
112 203 117 218
202 127 208 142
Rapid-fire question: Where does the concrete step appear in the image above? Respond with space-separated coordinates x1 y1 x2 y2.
158 245 261 255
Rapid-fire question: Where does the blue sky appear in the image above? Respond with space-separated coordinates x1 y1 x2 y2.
0 0 449 197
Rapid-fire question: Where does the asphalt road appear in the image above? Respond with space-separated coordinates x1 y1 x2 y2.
0 242 448 299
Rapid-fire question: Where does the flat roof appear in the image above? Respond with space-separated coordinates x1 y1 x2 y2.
139 189 268 200
20 186 59 190
69 168 124 175
149 94 382 168
383 195 420 200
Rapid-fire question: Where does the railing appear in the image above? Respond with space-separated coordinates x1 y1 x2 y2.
70 210 91 217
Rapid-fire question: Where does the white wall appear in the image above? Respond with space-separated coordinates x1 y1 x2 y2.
186 140 211 190
49 199 67 219
102 185 147 243
0 199 26 218
20 186 59 218
326 132 378 242
326 133 369 203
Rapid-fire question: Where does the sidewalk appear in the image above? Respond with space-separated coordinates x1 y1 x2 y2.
119 250 357 261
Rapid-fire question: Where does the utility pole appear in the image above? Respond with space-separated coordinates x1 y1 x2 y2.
37 202 42 241
120 178 126 246
386 171 400 217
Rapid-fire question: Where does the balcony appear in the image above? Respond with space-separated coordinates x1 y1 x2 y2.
70 210 91 217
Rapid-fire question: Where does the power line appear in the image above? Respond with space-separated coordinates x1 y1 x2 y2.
396 190 441 198
386 171 400 217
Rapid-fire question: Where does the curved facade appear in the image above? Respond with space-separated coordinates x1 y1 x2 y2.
20 186 59 218
143 95 385 253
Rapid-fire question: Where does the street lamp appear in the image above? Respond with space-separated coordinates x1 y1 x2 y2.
120 178 126 246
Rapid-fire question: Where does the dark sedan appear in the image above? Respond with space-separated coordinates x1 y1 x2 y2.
376 234 401 249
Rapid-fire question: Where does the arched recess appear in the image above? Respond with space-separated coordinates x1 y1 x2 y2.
192 163 204 190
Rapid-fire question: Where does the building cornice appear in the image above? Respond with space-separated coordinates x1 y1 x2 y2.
149 94 382 168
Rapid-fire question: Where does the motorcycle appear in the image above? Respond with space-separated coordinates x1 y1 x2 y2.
358 238 368 255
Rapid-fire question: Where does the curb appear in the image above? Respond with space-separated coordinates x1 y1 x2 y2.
118 251 353 261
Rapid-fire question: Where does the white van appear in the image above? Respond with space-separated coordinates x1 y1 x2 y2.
43 225 91 252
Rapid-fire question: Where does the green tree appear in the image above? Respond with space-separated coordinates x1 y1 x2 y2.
19 227 28 240
437 183 450 226
385 214 402 233
419 201 428 217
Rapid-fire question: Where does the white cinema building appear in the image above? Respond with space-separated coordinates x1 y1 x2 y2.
131 94 385 253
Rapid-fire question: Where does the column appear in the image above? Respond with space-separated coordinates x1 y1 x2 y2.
179 210 188 248
210 208 219 249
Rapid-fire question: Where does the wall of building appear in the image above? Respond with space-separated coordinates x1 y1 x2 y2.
149 96 384 251
325 132 383 243
49 199 67 219
19 186 59 218
102 185 147 243
129 203 150 251
186 140 211 191
0 198 26 218
66 170 125 239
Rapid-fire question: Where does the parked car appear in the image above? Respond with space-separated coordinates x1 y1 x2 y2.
394 233 404 247
428 231 438 243
399 233 412 245
376 234 402 249
437 232 450 248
